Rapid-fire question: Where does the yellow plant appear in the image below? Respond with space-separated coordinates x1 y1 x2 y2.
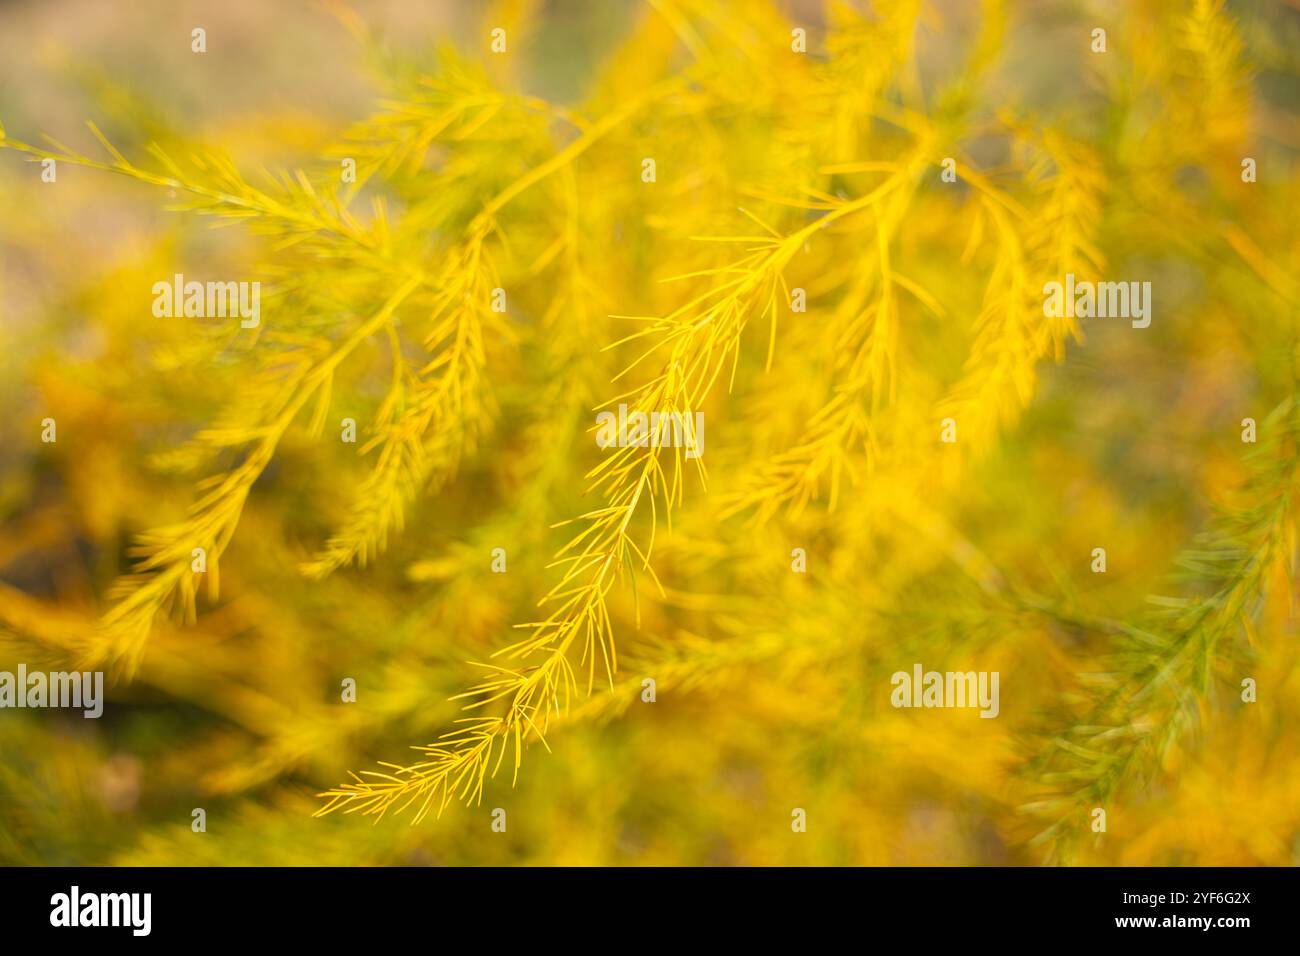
1 0 1298 866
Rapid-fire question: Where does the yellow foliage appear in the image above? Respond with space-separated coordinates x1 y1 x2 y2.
1 0 1298 866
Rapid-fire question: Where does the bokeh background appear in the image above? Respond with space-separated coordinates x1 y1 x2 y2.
2 0 1299 865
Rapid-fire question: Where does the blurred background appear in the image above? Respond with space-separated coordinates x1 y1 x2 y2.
1 0 1300 866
